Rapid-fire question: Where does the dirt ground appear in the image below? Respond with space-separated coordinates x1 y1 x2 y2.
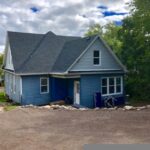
0 108 150 150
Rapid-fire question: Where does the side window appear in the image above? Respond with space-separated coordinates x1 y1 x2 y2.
102 78 107 95
93 50 101 65
101 77 122 95
40 77 49 94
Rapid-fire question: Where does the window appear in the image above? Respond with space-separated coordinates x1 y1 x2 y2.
102 78 107 95
40 77 49 94
93 50 101 65
101 77 122 95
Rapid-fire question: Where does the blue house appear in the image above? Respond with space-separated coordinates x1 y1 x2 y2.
3 31 127 108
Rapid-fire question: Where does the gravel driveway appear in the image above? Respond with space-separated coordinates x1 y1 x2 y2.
0 108 150 150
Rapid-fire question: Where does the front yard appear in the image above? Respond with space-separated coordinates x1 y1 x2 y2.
0 107 150 150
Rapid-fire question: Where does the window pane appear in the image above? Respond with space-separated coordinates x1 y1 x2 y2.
102 87 107 95
116 85 121 93
109 86 115 94
93 51 99 57
41 78 47 85
116 77 121 85
102 78 107 86
109 78 114 85
41 86 47 93
94 58 99 65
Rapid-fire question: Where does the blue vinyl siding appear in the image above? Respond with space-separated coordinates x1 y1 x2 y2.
4 72 21 103
22 75 50 105
80 75 101 108
71 38 123 71
51 78 67 100
80 74 125 108
4 72 125 107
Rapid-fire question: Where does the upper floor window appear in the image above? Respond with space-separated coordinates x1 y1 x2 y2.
93 50 101 65
40 77 49 94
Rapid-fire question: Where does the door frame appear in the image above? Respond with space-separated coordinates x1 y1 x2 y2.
74 81 80 104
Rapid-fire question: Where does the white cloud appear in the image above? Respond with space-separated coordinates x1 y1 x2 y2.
0 0 131 53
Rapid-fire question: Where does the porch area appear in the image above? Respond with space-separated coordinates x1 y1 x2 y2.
51 77 80 105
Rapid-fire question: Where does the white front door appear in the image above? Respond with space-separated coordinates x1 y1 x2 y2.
74 81 80 104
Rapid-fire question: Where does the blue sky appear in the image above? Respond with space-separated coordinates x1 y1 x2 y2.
0 0 131 53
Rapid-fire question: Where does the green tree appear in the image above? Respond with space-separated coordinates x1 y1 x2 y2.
120 0 150 101
85 23 122 57
85 24 103 37
103 23 122 56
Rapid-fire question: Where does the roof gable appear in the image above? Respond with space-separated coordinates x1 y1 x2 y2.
70 37 126 72
8 31 43 72
52 36 96 73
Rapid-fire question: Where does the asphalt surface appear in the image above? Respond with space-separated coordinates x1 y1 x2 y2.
0 108 150 150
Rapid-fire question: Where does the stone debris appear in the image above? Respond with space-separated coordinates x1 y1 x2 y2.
41 105 77 110
20 104 150 111
0 107 4 112
124 106 135 110
146 105 150 108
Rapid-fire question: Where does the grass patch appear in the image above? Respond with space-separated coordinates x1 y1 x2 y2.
0 92 7 103
4 105 18 111
0 92 19 111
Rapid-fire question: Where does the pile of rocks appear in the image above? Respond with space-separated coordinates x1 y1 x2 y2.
21 104 89 110
21 104 150 111
123 105 150 111
98 105 150 111
41 105 77 110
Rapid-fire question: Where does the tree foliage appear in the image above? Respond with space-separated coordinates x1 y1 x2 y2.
119 0 150 101
85 23 122 56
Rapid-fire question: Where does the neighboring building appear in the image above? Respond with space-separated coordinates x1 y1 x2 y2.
2 31 127 108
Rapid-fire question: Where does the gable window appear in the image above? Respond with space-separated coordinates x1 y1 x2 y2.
93 50 101 65
40 77 49 94
101 77 122 96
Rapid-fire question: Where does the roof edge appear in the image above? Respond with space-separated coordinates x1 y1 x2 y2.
65 35 99 72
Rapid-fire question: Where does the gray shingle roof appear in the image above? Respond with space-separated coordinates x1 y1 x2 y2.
7 31 96 74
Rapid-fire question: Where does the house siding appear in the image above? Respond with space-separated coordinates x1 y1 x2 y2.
4 72 21 103
80 75 100 108
22 75 51 105
5 44 14 71
80 74 125 108
51 78 80 104
51 78 67 100
70 38 122 71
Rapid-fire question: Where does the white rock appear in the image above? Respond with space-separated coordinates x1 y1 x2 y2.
146 105 150 108
124 106 134 110
136 106 146 110
42 105 51 109
79 108 88 111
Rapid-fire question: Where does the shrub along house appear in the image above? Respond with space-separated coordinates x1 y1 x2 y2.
3 31 127 108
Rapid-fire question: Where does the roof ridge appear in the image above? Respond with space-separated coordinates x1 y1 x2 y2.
15 32 51 72
51 37 82 71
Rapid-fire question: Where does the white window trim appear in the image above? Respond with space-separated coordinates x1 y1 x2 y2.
40 77 49 94
93 50 101 66
101 76 123 96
